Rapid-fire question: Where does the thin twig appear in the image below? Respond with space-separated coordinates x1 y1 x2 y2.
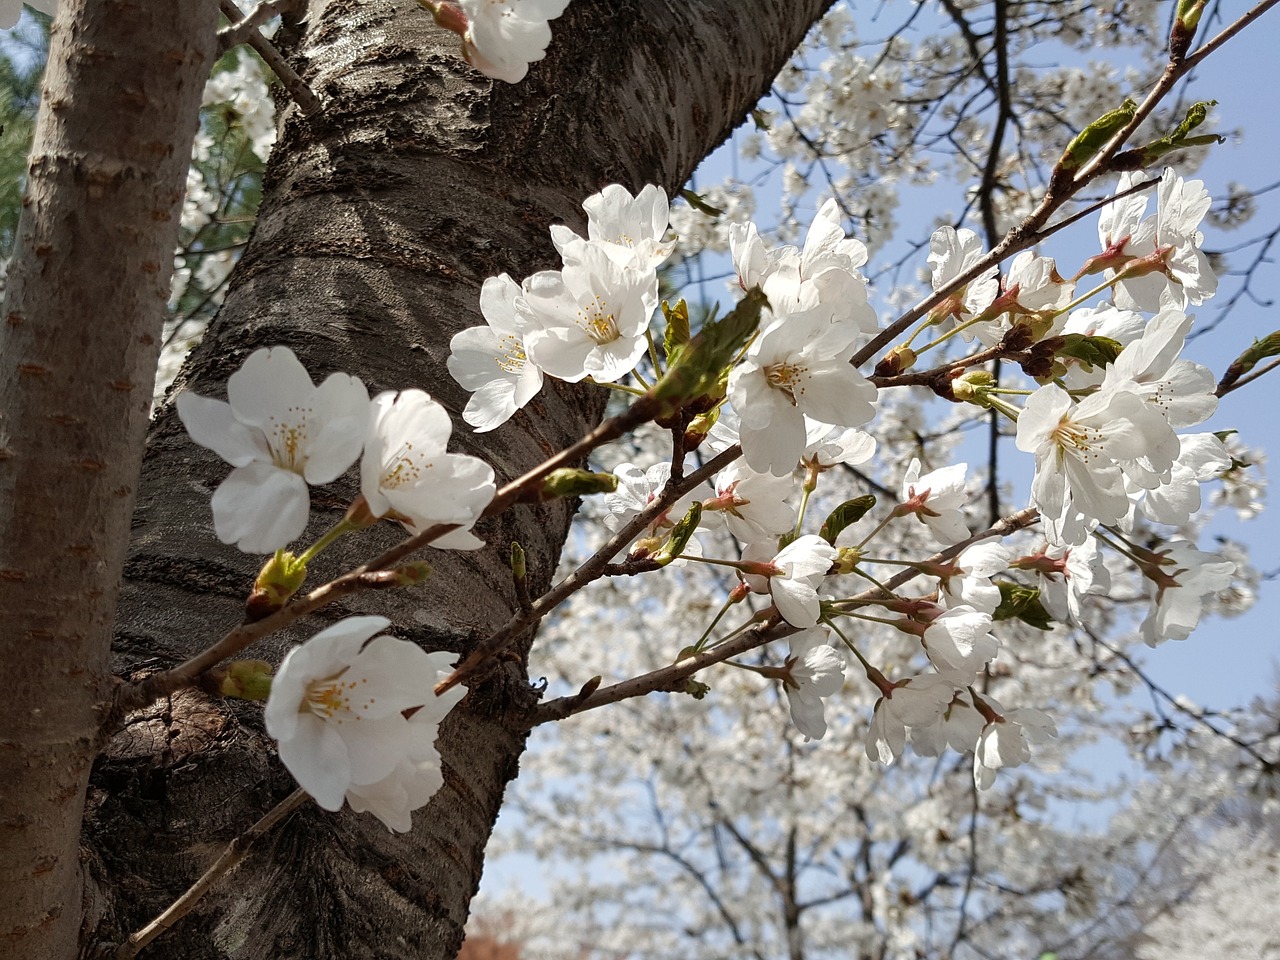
115 789 310 959
436 444 741 694
217 0 301 53
1217 355 1280 397
219 0 322 117
528 507 1040 727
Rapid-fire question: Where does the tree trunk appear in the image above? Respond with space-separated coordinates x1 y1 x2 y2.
79 2 835 958
0 1 220 957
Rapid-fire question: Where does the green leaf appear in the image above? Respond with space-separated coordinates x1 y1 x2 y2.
993 581 1055 631
1059 98 1137 172
661 298 691 367
1056 334 1124 371
652 287 767 405
655 502 703 566
819 496 877 545
1137 100 1224 164
679 188 724 217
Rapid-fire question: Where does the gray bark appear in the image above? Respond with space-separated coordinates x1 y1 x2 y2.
0 1 221 957
74 2 835 958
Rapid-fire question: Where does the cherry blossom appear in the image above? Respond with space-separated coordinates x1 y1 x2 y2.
1112 169 1218 311
1101 307 1217 430
1136 433 1232 527
866 674 955 764
360 390 496 549
779 628 846 741
1012 538 1109 625
932 539 1012 614
973 702 1057 790
897 458 970 545
729 301 876 476
918 605 1000 685
603 462 703 559
910 692 986 757
1138 541 1235 646
448 274 544 432
742 535 837 628
517 240 658 383
703 461 797 546
445 0 571 85
346 670 465 832
263 616 464 820
176 346 369 553
551 184 674 272
1015 382 1174 545
926 226 999 330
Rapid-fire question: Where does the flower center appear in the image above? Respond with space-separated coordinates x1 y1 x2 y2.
495 334 527 374
764 361 806 404
381 441 431 490
1050 417 1102 458
576 296 621 345
265 406 313 472
304 671 375 723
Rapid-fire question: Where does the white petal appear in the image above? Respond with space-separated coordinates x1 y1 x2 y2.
211 462 310 553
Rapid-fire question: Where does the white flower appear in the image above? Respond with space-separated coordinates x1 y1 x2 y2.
920 606 1000 685
743 535 836 628
517 241 658 383
1138 432 1232 526
1004 251 1074 317
447 274 544 432
703 461 797 546
551 184 675 272
176 346 369 553
1113 168 1217 311
729 202 876 331
926 226 999 328
866 674 956 764
780 628 846 741
801 419 877 470
898 458 970 545
603 462 702 559
729 302 877 476
1013 537 1109 624
1015 382 1174 545
264 616 464 820
361 390 496 549
1138 541 1235 645
345 669 464 832
973 702 1057 790
454 0 570 84
934 539 1012 614
1102 307 1217 430
911 692 986 757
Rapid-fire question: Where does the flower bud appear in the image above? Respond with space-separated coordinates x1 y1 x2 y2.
246 550 308 620
539 468 619 500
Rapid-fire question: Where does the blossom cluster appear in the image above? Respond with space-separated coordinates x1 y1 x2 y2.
176 349 492 829
178 345 496 553
440 170 1245 790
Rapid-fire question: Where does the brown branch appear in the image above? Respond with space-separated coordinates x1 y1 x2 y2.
528 507 1040 727
219 0 322 116
114 789 310 958
435 443 742 694
217 0 302 53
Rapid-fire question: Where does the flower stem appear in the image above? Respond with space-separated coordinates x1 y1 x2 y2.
297 519 358 565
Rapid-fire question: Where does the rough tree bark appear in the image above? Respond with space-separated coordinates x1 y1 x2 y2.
3 1 841 958
0 1 221 957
